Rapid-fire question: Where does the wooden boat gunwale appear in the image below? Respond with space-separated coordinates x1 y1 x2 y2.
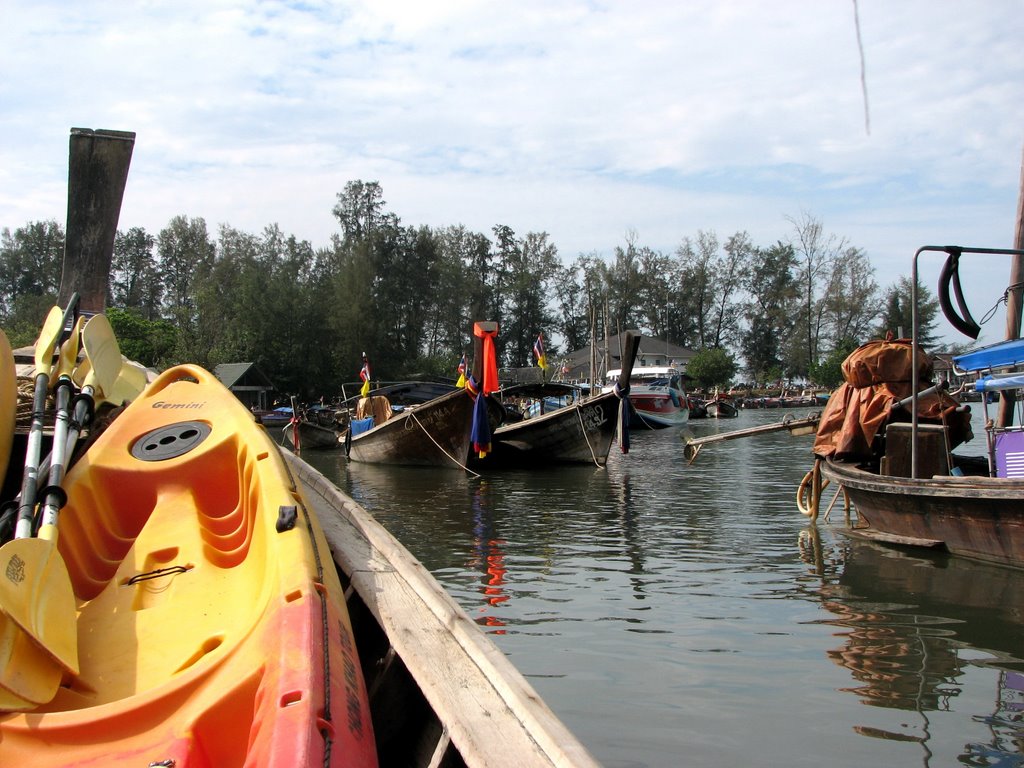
822 456 1024 568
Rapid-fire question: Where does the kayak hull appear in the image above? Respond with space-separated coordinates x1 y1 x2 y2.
0 364 377 767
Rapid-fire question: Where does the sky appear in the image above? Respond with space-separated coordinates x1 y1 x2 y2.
2 0 1023 347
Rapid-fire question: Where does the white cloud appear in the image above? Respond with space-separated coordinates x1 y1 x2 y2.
1 0 1022 345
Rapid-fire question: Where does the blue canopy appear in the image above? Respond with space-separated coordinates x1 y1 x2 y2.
952 337 1024 372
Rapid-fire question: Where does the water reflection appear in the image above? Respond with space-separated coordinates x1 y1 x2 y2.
293 413 1024 768
801 528 1024 764
469 481 508 631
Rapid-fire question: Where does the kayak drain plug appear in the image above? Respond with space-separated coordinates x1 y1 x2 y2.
131 421 212 461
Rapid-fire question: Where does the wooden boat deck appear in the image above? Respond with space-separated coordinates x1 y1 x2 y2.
286 451 600 768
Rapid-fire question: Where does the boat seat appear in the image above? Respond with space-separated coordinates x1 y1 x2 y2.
881 423 949 478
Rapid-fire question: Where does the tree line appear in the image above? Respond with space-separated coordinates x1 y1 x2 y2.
0 179 943 398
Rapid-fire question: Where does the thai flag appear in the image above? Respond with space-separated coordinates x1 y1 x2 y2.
359 354 371 397
533 333 547 370
456 353 467 388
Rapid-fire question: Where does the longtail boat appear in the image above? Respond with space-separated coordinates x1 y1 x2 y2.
283 415 343 451
474 331 640 468
344 322 499 469
812 245 1024 569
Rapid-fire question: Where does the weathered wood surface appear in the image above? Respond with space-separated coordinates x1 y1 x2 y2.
347 387 475 468
287 452 601 768
56 128 135 314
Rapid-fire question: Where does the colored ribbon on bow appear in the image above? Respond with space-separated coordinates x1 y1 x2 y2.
468 323 500 458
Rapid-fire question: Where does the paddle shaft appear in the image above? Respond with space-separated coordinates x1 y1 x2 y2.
13 374 50 539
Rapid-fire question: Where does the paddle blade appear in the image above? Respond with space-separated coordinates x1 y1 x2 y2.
0 616 62 708
53 315 85 385
0 536 79 674
81 314 122 397
34 306 65 374
109 358 149 405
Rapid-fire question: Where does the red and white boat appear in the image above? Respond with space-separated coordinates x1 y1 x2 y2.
605 365 690 429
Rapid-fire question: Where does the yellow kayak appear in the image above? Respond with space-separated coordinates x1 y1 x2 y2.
0 364 378 767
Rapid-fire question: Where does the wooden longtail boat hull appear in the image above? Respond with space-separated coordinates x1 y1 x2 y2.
284 418 342 450
476 390 624 468
346 387 474 468
289 453 602 768
822 458 1024 569
705 398 739 418
476 330 639 467
0 364 377 766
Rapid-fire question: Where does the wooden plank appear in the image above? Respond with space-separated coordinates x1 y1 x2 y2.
684 414 820 462
847 527 945 549
287 452 601 768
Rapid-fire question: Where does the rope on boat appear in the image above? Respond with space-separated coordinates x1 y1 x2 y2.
409 410 481 478
796 459 826 520
574 406 602 467
796 458 850 522
821 483 849 522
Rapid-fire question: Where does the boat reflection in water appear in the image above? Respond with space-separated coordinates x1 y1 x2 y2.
801 528 1024 763
469 482 508 632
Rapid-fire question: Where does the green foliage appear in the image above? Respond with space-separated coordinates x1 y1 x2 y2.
874 275 939 347
686 347 737 390
106 307 177 368
807 337 859 389
2 183 899 406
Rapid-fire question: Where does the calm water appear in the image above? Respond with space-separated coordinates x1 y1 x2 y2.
295 409 1024 768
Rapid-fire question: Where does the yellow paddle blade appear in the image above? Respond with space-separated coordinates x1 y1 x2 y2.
0 615 62 709
0 533 79 675
108 357 149 405
81 314 122 398
72 356 91 389
33 305 65 375
52 315 85 386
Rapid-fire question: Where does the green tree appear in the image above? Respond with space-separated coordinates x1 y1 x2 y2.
807 337 859 389
874 276 939 348
686 347 737 390
494 227 559 367
740 242 798 382
106 307 177 368
158 215 216 365
0 220 64 344
111 226 162 319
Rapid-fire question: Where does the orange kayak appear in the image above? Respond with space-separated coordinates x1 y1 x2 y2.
0 364 378 767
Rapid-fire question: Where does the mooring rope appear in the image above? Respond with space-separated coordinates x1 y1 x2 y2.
409 409 481 477
574 405 602 467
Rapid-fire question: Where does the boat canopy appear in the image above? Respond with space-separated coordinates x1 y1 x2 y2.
953 337 1024 373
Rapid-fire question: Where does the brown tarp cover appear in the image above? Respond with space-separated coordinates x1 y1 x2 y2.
812 338 971 460
356 395 393 424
